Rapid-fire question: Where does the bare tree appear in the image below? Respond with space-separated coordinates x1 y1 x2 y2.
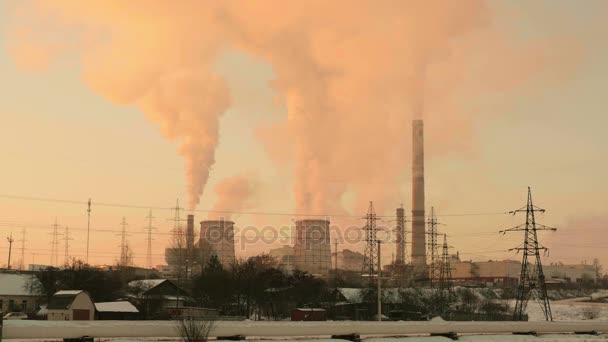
175 318 215 342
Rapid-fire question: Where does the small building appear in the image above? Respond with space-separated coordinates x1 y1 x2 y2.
0 273 43 314
95 301 140 320
127 279 192 319
291 308 326 321
47 290 95 321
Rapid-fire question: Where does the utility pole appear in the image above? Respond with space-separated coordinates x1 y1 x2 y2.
377 240 382 321
6 233 14 270
63 226 73 265
426 207 441 287
361 201 380 284
20 228 26 270
500 187 556 321
145 209 156 270
170 199 185 308
86 198 91 264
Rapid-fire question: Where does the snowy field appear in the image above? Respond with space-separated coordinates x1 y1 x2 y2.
4 298 608 341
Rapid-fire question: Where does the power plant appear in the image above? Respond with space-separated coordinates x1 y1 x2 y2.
411 119 427 276
200 219 236 268
293 219 332 276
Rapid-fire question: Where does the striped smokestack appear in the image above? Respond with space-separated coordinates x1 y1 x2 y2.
411 119 426 274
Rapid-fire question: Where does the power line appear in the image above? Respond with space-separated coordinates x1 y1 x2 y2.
0 193 509 218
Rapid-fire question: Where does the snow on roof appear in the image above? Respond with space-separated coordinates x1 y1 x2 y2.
55 290 84 295
95 301 139 313
295 308 326 312
127 279 166 289
0 273 40 296
337 288 363 303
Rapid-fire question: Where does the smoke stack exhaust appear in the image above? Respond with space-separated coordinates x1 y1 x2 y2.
411 119 426 273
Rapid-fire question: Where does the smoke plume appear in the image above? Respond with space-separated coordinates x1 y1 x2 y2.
208 175 255 220
5 1 579 213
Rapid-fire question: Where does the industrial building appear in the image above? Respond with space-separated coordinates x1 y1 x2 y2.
293 219 332 276
450 259 598 286
269 245 295 271
200 219 236 268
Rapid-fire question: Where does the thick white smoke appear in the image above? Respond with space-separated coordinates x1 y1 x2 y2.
5 0 579 213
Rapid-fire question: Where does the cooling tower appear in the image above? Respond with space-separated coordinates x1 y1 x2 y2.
411 119 426 273
200 219 235 268
293 219 332 276
395 206 405 264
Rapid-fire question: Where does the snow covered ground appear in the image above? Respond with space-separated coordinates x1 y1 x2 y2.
4 294 608 341
527 297 608 321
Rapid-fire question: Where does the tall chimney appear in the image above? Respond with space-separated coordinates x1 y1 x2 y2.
411 119 426 273
186 214 195 251
395 206 405 265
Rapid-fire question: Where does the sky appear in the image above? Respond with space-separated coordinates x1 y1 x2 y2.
0 0 607 270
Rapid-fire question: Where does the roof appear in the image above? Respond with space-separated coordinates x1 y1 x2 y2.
55 290 84 295
47 290 86 310
0 273 40 296
295 308 326 312
337 288 363 303
95 301 139 313
128 279 166 289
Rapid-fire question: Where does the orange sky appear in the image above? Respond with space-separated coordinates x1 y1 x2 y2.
0 0 607 270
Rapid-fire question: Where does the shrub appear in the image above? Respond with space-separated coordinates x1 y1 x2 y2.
581 307 600 320
175 318 216 342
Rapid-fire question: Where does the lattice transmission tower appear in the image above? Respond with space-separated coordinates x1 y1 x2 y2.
145 209 156 270
118 217 131 266
426 207 441 287
438 234 454 295
50 218 62 266
63 226 73 265
500 187 557 321
361 201 380 283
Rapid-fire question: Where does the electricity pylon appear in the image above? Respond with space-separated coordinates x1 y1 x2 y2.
426 207 441 287
438 234 454 295
118 217 131 266
145 209 156 270
500 187 556 321
361 201 380 284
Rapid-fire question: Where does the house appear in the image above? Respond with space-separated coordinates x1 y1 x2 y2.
47 290 95 320
95 301 140 320
127 279 192 319
0 273 43 314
